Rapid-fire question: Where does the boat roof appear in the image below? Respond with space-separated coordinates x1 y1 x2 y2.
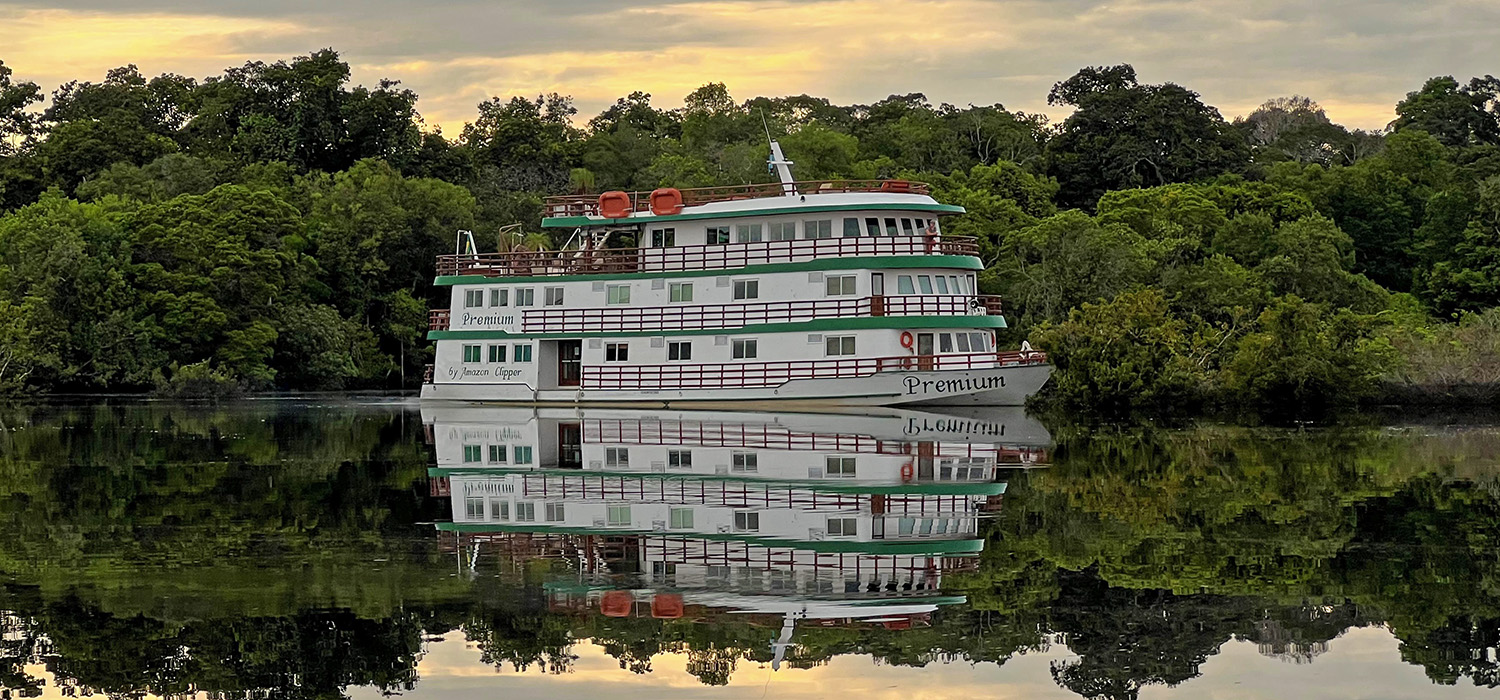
542 181 965 229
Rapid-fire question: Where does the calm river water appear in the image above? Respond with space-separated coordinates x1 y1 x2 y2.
3 398 1500 699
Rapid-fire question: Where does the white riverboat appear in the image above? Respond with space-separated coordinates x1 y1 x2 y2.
421 142 1051 406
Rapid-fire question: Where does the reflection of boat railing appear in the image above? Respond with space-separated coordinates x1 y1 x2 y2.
506 471 998 511
586 417 1047 462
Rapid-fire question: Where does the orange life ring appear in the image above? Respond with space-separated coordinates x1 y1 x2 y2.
901 460 914 482
900 331 915 349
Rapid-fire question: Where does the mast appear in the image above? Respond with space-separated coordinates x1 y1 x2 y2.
768 140 796 196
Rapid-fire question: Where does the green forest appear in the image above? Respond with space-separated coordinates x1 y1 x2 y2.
1 50 1499 412
4 402 1500 696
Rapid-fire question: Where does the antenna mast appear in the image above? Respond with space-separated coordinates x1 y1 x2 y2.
762 110 796 196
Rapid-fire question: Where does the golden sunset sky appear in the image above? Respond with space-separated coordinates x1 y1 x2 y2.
2 0 1496 134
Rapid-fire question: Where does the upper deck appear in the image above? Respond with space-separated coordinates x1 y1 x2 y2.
542 180 940 222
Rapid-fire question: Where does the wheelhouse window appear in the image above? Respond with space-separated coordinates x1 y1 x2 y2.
731 339 758 359
606 284 631 304
939 334 954 353
732 279 759 300
707 225 731 244
884 217 900 235
901 218 916 235
971 332 989 350
669 282 693 302
934 276 950 294
462 344 482 363
842 218 861 237
514 344 533 362
515 288 535 306
650 227 675 247
605 342 629 362
825 336 856 356
864 217 881 236
464 289 484 307
488 344 506 362
897 275 915 294
544 287 564 306
825 275 856 296
668 341 692 361
489 288 508 306
956 333 972 352
768 222 796 240
736 223 763 243
805 219 833 238
917 276 934 294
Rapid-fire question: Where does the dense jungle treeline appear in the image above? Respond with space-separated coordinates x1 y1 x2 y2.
1 50 1499 412
4 402 1500 697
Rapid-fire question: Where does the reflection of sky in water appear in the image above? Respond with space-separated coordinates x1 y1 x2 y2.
338 630 1498 700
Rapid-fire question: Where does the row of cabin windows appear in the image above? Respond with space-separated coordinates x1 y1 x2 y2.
463 273 974 311
647 217 933 247
940 332 995 353
460 443 534 464
462 499 560 522
896 274 972 295
462 344 533 363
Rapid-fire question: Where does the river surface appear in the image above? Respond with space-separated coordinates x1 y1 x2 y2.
3 398 1500 699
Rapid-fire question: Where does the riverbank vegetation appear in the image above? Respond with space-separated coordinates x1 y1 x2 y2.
0 51 1497 412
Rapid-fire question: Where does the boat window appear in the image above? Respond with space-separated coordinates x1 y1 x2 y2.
966 275 976 294
605 342 629 362
670 507 694 528
513 446 533 464
515 502 535 521
668 450 692 468
464 289 483 307
956 333 971 352
939 334 954 353
736 223 763 243
934 276 950 294
513 344 533 362
515 288 535 307
825 275 856 296
769 222 797 240
918 276 934 294
731 339 758 359
927 220 940 234
734 511 760 531
826 456 857 477
825 336 856 356
607 505 632 527
897 275 915 294
805 219 833 238
971 332 988 350
462 344 482 363
488 344 506 362
733 279 759 300
669 282 693 302
490 500 509 520
707 225 731 244
465 497 484 517
842 218 861 237
605 447 629 467
606 284 631 304
544 287 564 306
545 502 565 522
884 218 900 235
488 444 507 463
650 227 675 247
668 341 692 361
864 218 881 236
489 288 508 306
901 218 916 235
462 445 481 463
950 276 962 294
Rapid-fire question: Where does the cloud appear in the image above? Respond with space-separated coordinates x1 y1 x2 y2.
1 0 1496 135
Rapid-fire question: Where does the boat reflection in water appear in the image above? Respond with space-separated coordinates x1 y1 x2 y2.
423 405 1049 670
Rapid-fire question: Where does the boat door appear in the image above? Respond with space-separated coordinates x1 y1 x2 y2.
558 340 582 387
870 273 885 316
558 423 582 469
917 333 936 370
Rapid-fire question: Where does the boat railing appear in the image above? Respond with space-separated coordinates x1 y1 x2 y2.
507 295 1001 334
582 351 1048 390
435 235 979 278
543 180 932 218
429 308 451 331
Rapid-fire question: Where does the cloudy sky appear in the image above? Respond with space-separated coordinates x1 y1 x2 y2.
2 0 1496 135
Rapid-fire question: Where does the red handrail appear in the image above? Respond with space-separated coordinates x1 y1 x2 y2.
429 308 451 331
581 351 1047 390
544 180 933 218
513 295 1002 334
435 235 979 278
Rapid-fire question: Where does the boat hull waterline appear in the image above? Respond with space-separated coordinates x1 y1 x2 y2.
420 363 1051 407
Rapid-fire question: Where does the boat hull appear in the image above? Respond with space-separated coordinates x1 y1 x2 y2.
420 363 1051 407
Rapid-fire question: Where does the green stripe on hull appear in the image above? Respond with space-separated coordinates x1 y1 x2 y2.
428 314 1007 340
541 201 966 228
435 255 983 286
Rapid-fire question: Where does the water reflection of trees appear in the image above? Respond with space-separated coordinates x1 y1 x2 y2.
4 404 1500 698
